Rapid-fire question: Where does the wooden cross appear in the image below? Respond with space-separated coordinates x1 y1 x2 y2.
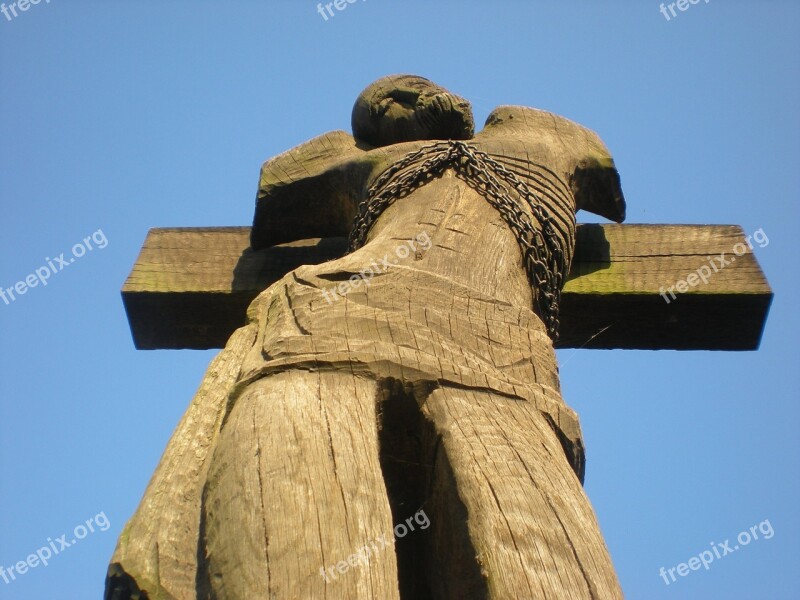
108 75 772 600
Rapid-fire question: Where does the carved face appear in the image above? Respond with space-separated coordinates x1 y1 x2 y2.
352 75 475 147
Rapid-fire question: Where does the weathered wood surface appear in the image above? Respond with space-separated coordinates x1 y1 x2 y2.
112 177 620 599
106 324 258 599
251 107 625 251
122 224 772 351
109 75 772 600
110 91 631 599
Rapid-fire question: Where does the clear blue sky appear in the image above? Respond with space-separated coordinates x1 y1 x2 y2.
1 1 798 598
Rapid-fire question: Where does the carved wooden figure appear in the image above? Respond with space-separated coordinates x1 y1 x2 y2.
106 75 771 600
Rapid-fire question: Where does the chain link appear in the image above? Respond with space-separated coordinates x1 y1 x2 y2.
348 140 568 339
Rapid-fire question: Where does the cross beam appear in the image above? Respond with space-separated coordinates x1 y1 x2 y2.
121 224 772 351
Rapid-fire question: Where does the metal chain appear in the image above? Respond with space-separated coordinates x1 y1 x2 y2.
348 140 569 339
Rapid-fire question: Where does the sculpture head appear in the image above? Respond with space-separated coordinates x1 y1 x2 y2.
352 74 475 147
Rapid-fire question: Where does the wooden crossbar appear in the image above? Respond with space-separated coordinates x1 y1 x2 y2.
121 224 772 351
